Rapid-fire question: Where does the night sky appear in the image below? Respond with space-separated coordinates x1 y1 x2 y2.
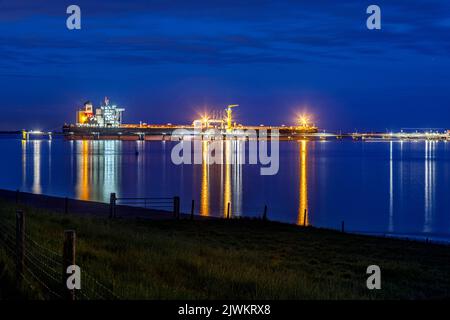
1 0 449 131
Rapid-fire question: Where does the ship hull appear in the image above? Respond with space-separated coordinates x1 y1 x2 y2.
62 124 319 140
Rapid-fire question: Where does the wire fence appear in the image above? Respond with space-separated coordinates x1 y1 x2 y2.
0 215 118 300
116 197 173 210
109 193 177 219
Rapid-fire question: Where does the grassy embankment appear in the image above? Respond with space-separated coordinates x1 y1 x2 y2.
1 199 450 300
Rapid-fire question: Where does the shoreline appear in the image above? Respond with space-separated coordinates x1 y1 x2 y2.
0 188 448 246
0 188 197 221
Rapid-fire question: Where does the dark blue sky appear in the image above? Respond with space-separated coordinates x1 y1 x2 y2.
1 0 449 131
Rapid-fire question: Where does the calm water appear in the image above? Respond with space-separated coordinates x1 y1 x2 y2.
1 136 450 240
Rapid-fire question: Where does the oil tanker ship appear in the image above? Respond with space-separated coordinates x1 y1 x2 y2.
62 97 319 140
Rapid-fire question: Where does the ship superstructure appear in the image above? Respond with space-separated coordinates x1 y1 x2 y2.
77 97 125 127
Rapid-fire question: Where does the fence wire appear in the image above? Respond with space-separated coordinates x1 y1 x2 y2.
116 197 173 210
0 218 119 300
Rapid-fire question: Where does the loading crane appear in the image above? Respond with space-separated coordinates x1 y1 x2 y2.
225 104 239 132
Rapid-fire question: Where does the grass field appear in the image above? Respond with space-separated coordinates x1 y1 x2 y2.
1 200 450 300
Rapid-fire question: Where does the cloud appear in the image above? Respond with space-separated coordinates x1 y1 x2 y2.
0 0 450 77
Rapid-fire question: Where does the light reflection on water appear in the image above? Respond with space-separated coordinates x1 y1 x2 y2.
298 140 308 226
4 137 450 239
32 140 41 194
200 141 209 216
424 141 436 233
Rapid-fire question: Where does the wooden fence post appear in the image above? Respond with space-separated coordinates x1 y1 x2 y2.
227 202 231 219
173 196 180 219
262 205 268 221
303 209 307 226
15 210 25 286
63 230 76 301
190 200 195 220
64 197 69 214
109 193 116 219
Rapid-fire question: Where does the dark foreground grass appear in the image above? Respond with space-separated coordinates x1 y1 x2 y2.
1 200 450 300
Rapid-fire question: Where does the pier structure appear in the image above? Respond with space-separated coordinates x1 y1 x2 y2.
22 130 53 141
32 98 447 141
348 131 450 141
60 125 450 141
